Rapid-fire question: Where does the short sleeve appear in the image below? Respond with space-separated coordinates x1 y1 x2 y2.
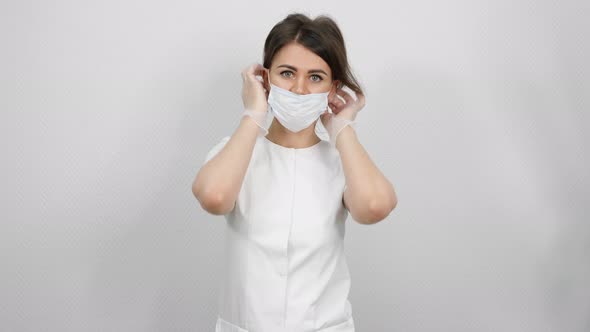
203 136 231 164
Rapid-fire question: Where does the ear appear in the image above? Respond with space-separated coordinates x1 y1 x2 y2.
262 68 270 92
328 79 340 101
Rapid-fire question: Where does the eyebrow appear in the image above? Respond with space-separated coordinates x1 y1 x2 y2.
277 64 328 76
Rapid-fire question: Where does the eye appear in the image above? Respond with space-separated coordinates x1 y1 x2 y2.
280 70 294 78
310 74 323 82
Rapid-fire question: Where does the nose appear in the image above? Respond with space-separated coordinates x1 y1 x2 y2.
290 77 308 95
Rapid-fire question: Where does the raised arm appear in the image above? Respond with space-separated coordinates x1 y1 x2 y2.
192 63 269 215
192 118 260 215
322 89 397 224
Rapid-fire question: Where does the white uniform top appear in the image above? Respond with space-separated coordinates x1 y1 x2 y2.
204 134 355 332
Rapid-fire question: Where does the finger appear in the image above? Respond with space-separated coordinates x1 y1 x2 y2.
244 63 263 79
253 64 266 77
251 64 265 79
356 92 366 109
328 103 337 113
246 63 257 74
330 94 343 104
336 89 355 103
242 63 254 76
357 92 365 102
329 103 342 115
331 97 345 109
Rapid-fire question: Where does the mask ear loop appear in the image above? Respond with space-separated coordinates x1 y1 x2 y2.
264 68 276 130
315 83 333 141
326 84 335 114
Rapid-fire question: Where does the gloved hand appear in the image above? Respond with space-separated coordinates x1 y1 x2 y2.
240 63 269 137
242 109 268 137
320 87 366 147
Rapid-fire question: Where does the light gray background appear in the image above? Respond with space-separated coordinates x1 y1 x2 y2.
2 0 589 331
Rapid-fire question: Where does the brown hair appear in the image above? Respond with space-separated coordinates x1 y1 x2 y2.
262 13 363 95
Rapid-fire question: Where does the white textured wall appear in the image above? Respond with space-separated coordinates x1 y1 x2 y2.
2 0 588 331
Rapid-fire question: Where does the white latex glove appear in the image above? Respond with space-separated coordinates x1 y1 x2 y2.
320 87 366 147
242 109 268 137
240 63 269 136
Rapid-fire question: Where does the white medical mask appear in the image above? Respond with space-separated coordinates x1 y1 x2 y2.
266 75 330 133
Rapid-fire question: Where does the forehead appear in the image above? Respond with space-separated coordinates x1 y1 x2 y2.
272 42 331 74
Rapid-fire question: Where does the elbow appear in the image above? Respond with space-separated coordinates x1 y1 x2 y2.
201 192 234 215
358 197 397 225
192 182 234 216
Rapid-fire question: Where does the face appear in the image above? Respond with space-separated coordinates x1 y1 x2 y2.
264 42 339 98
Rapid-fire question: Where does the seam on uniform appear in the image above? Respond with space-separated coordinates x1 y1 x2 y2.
283 148 297 327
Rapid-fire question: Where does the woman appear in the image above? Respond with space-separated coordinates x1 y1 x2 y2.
193 13 397 332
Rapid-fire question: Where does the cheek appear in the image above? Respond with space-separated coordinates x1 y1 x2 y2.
272 77 291 90
312 81 333 94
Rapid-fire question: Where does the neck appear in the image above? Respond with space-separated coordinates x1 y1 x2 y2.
265 118 321 148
